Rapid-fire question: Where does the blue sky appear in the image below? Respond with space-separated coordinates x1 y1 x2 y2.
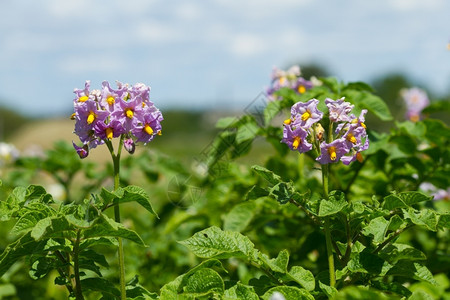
0 0 449 117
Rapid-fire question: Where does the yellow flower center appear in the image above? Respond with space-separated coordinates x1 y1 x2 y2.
301 110 311 121
106 96 115 105
157 130 162 136
360 122 366 129
125 108 134 119
87 112 96 124
106 128 113 140
283 119 292 125
328 146 337 161
279 77 287 85
292 136 301 150
142 102 146 108
70 113 76 120
78 95 89 102
144 124 154 135
297 85 306 94
347 133 357 144
409 115 419 122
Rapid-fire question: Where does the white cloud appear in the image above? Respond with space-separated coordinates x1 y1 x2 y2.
229 33 267 57
174 2 204 20
389 0 444 11
58 54 126 73
134 20 182 44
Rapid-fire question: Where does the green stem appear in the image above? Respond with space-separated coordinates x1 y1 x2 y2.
321 164 336 287
73 230 85 300
109 137 127 300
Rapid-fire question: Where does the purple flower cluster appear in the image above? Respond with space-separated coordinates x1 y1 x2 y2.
401 87 429 122
266 65 314 101
72 81 163 158
282 97 369 165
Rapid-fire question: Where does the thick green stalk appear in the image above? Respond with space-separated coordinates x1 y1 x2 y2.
108 138 127 300
322 163 336 287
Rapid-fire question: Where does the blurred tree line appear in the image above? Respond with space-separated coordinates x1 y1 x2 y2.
0 66 449 141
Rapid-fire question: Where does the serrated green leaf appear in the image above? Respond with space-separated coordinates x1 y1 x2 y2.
344 81 375 92
332 286 395 299
319 281 338 298
29 256 54 280
251 165 282 185
81 277 121 297
126 275 159 299
0 232 46 277
378 244 426 264
223 202 256 232
438 214 450 229
371 281 412 298
403 207 438 231
261 286 314 300
259 249 289 273
387 261 437 285
216 117 239 129
286 266 315 291
182 268 224 296
179 226 255 259
224 282 259 300
344 90 393 121
423 119 450 147
160 259 224 299
383 192 432 210
408 290 434 300
83 214 146 246
347 249 393 276
362 216 389 243
106 186 158 218
422 100 450 114
264 100 282 125
318 193 348 217
236 121 259 144
11 204 56 236
30 216 73 241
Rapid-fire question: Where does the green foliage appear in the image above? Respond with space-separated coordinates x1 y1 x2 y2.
0 76 449 299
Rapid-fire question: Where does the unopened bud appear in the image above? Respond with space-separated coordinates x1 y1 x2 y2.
124 138 135 154
72 142 89 159
315 123 325 141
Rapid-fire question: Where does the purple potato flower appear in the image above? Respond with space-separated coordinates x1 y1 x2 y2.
340 137 369 165
94 119 126 141
72 80 163 157
100 81 127 112
111 97 144 131
401 87 429 122
132 110 163 144
281 125 312 153
325 97 354 123
293 77 313 94
291 99 324 129
73 80 94 104
316 138 349 164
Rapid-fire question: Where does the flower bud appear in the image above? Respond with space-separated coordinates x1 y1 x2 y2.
315 123 325 141
72 142 89 159
124 138 135 154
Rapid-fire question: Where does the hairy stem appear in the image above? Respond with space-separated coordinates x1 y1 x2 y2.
322 164 336 287
372 224 414 254
108 137 127 300
73 230 85 300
